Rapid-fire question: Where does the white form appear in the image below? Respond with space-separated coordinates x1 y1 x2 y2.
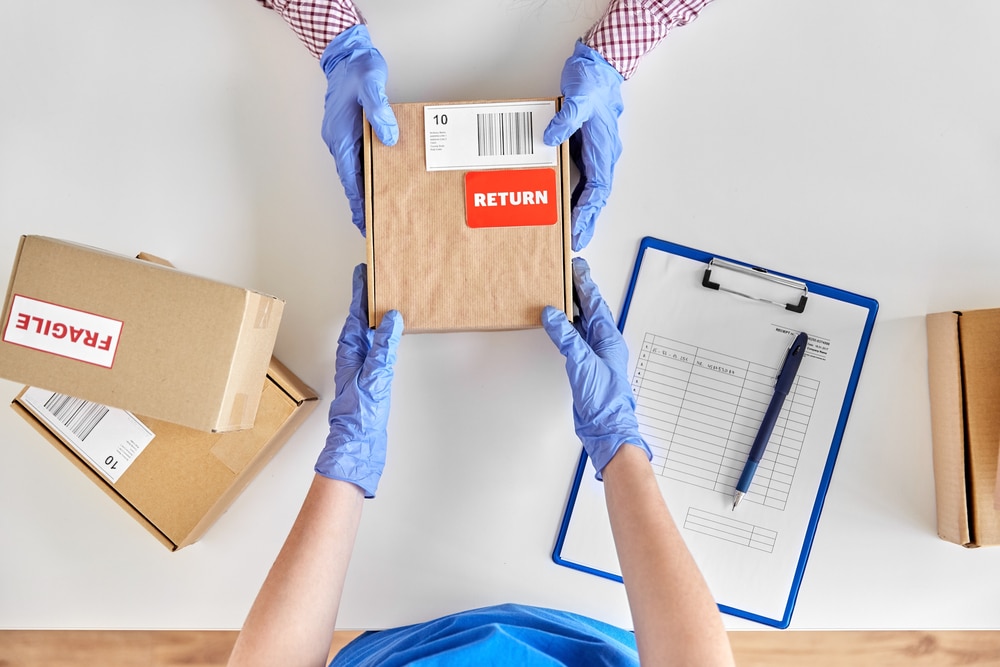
423 101 558 171
556 245 875 625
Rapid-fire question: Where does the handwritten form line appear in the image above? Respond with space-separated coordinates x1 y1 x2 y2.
631 333 819 512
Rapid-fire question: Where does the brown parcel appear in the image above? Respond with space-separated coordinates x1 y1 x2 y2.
364 99 572 332
12 357 318 550
0 236 283 432
926 309 1000 547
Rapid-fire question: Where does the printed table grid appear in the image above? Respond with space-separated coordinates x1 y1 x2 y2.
632 333 819 511
683 507 778 553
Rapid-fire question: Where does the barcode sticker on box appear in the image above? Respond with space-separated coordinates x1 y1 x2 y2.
21 387 155 483
424 101 558 171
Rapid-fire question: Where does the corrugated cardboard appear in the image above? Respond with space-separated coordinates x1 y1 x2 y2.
11 357 318 550
926 309 1000 546
0 236 284 432
364 98 573 332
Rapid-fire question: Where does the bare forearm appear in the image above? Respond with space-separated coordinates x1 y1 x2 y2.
602 445 734 666
229 475 365 667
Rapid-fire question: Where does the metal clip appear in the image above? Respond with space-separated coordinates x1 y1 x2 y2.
702 258 808 313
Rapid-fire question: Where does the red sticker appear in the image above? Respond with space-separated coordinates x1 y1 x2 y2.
465 168 558 228
2 294 123 368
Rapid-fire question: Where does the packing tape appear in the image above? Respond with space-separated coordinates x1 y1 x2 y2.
229 392 252 429
254 296 273 329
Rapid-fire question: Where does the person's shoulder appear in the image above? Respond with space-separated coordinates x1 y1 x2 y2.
330 604 639 666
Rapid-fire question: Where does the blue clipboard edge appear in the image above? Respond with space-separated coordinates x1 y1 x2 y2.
551 236 880 630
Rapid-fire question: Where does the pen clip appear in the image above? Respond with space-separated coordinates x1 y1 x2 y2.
774 331 809 391
702 258 808 313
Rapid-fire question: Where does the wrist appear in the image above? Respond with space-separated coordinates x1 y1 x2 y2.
585 433 652 480
320 24 374 75
314 455 382 499
312 473 366 504
315 432 386 498
601 441 654 482
571 40 624 83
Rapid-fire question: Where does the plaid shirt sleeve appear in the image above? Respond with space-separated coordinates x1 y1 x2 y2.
256 0 365 59
584 0 715 79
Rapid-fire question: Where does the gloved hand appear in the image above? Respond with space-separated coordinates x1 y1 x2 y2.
543 41 624 252
542 257 651 478
320 24 399 235
315 264 404 497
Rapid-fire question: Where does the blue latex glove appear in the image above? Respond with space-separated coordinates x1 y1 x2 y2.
543 41 624 252
320 25 399 235
541 258 651 478
315 264 404 497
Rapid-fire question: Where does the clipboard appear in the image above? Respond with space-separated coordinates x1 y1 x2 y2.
552 237 878 629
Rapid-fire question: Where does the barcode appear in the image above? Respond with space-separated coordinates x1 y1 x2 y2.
477 111 534 157
43 393 108 442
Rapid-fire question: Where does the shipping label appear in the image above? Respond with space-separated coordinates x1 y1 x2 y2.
21 387 155 484
2 295 123 368
424 101 559 171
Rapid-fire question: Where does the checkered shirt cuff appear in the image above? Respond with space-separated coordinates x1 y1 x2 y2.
584 0 713 79
257 0 365 59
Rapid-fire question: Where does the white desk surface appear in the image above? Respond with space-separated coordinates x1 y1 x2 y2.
2 1 999 631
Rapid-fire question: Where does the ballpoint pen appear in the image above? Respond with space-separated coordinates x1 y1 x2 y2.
732 331 809 510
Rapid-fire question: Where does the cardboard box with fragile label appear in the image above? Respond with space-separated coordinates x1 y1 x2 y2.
926 309 1000 547
364 98 573 333
0 236 284 432
12 357 319 550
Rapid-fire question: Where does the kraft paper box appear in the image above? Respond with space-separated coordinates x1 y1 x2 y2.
11 357 318 550
364 98 573 332
926 309 1000 547
0 236 284 432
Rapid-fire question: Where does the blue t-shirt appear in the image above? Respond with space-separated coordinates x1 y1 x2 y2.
331 603 638 666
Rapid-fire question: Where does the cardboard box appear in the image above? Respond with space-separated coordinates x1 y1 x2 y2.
926 309 1000 546
12 357 318 550
364 98 573 332
0 236 284 432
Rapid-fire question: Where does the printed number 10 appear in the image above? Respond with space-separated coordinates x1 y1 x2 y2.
433 114 448 125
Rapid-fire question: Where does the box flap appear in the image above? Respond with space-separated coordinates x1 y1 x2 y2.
926 311 972 546
996 435 1000 512
266 356 320 405
955 309 1000 545
135 252 174 268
